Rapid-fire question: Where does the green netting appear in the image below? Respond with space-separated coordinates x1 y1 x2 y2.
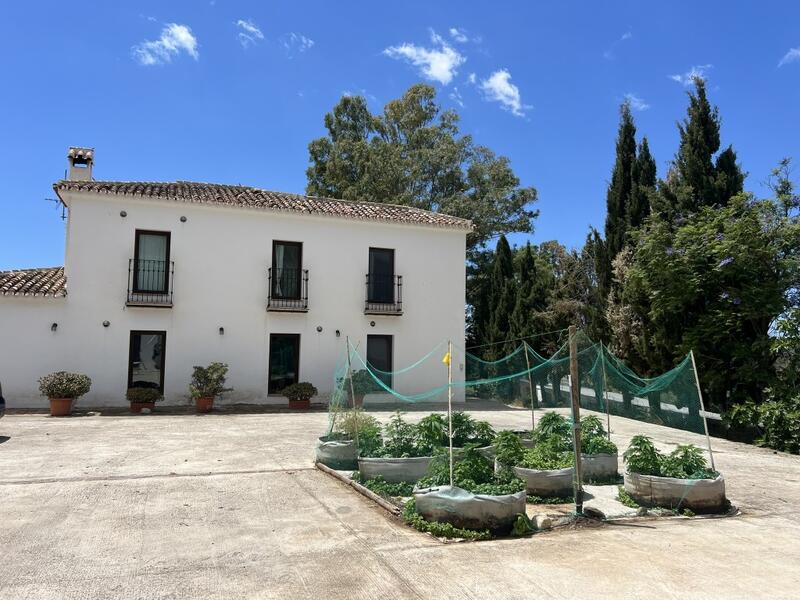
326 329 708 440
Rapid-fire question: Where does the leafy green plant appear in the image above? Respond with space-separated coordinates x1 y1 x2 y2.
450 412 496 447
493 431 525 468
510 513 536 536
580 415 606 439
520 434 574 470
661 445 714 479
402 498 491 540
417 446 524 495
535 412 572 439
280 382 318 402
38 371 92 399
415 413 447 453
189 363 232 399
726 395 800 454
527 494 573 504
349 369 382 395
623 435 662 476
617 485 641 508
332 409 383 456
380 411 420 457
352 473 413 498
583 435 618 455
126 387 162 403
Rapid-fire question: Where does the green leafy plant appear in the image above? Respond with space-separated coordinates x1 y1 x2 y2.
402 498 491 540
580 415 606 439
493 430 526 468
617 485 641 508
349 369 382 395
417 446 524 495
38 372 91 399
535 412 572 439
280 382 318 402
527 494 573 504
380 411 420 458
726 396 800 454
415 413 448 453
352 473 413 498
450 411 496 446
189 363 232 399
332 409 383 456
583 435 618 455
623 435 662 476
661 445 714 479
520 434 574 470
510 513 536 536
126 387 162 403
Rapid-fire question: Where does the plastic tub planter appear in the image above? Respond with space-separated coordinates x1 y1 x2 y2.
315 436 358 470
624 472 727 513
513 465 574 497
413 485 527 533
358 456 433 483
581 453 619 481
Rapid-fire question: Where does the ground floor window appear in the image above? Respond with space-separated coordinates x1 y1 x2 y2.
367 334 393 388
268 334 300 394
128 331 166 392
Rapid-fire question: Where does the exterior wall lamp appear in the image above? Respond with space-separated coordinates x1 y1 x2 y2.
51 322 58 332
219 327 224 335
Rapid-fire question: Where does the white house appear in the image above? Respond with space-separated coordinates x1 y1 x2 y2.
0 148 470 408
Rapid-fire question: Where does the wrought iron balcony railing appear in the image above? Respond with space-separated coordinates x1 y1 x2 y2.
127 259 174 306
365 273 402 315
268 267 309 311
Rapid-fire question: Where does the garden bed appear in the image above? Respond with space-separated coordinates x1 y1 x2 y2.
623 472 727 513
358 456 433 483
413 485 527 533
315 436 358 470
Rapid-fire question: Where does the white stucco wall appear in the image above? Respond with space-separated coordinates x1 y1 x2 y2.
0 190 467 408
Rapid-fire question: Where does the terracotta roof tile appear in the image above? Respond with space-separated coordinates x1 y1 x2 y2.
54 180 473 230
0 267 67 297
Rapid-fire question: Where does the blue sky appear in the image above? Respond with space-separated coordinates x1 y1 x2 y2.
1 1 799 270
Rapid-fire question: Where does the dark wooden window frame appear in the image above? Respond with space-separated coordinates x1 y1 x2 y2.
127 330 167 393
367 334 393 388
132 230 171 294
271 240 303 300
367 247 395 303
268 333 301 394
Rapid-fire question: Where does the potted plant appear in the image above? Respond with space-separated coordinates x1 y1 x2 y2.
189 362 231 413
622 435 726 513
316 407 383 470
38 371 92 416
281 382 318 409
126 387 162 413
358 412 435 483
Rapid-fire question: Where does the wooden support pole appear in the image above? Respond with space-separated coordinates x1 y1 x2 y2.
568 325 584 514
600 342 612 441
690 350 716 472
346 336 359 454
524 343 536 431
447 340 454 487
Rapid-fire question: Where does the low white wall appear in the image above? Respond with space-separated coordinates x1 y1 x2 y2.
0 191 467 408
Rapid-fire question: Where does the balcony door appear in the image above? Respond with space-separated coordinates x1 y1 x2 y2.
134 231 170 293
268 334 300 394
128 331 166 392
367 335 393 388
368 248 394 303
272 241 302 299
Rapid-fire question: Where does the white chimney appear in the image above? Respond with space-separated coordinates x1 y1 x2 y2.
67 147 94 181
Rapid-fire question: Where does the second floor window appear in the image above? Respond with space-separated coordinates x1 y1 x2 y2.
272 241 302 299
368 247 395 303
133 231 170 293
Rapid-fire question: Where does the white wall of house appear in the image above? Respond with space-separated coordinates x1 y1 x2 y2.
0 190 467 408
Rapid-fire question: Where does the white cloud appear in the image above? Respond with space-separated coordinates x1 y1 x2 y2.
620 31 632 41
236 19 264 48
280 32 315 56
669 64 712 85
383 30 465 85
778 47 800 67
467 72 477 85
449 87 464 107
132 23 198 66
603 30 632 60
480 69 530 117
449 27 468 43
624 93 650 111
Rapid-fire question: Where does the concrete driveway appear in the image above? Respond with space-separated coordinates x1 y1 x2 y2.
1 404 798 599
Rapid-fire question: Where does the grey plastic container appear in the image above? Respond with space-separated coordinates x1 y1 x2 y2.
358 456 433 483
414 485 527 532
513 465 575 497
315 436 357 470
624 472 727 513
581 452 619 481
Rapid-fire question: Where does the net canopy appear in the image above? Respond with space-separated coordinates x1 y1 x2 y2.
326 329 707 438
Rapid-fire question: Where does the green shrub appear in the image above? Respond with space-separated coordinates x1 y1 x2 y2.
415 413 448 453
353 473 413 498
38 372 91 399
451 411 496 447
402 498 490 540
623 435 662 476
726 396 800 454
126 387 162 403
519 434 574 470
535 412 572 439
332 409 383 456
580 415 606 439
189 363 232 399
280 382 318 402
349 369 382 395
380 411 420 457
417 446 524 495
623 436 715 479
493 431 526 468
583 435 618 455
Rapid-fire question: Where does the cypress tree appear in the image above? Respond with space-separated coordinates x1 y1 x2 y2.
509 242 537 342
668 78 744 212
485 235 516 356
604 102 638 260
628 137 656 229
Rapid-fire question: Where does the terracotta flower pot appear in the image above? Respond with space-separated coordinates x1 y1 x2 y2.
49 397 74 417
130 401 156 414
288 398 310 410
195 396 214 413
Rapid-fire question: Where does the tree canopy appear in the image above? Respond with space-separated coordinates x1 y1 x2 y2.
306 84 538 253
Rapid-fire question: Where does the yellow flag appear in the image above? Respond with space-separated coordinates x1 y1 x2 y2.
442 351 451 366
